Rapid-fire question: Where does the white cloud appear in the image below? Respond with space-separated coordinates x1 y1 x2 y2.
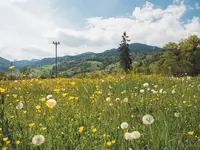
0 0 200 60
50 1 199 51
195 2 200 10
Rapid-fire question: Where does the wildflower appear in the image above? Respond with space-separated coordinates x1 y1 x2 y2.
2 147 7 150
131 131 141 139
143 83 149 87
103 133 106 138
115 98 120 101
40 127 47 131
0 88 5 93
142 114 154 125
106 141 112 146
54 89 60 93
28 123 35 127
121 122 128 129
78 126 84 133
46 95 52 99
140 89 145 93
68 96 75 100
9 65 15 70
106 97 111 102
40 97 46 102
12 94 18 98
35 105 41 110
124 132 134 140
32 135 45 146
159 89 163 94
174 112 180 118
172 90 176 94
71 82 76 86
15 140 20 145
123 98 128 103
16 102 23 109
111 140 116 144
2 137 8 142
188 130 194 135
46 99 56 108
62 93 68 97
109 103 113 106
10 116 14 119
92 128 97 133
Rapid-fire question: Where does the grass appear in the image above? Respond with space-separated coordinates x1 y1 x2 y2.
0 73 200 150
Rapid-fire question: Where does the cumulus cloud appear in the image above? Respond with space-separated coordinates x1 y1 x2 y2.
195 2 200 10
50 1 200 50
0 0 200 60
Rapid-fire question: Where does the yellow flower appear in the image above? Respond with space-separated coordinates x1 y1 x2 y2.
0 88 5 93
0 128 2 131
15 140 20 145
188 130 194 135
10 116 14 119
6 140 10 145
2 137 8 142
40 97 46 102
62 93 68 97
12 94 17 98
40 127 47 131
9 65 15 70
54 88 60 93
70 82 76 86
92 128 97 133
2 147 7 150
23 110 27 114
78 126 84 133
103 133 106 138
35 105 41 110
28 123 35 127
106 141 112 146
111 140 116 144
68 96 75 100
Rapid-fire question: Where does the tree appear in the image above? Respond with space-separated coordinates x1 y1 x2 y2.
19 66 33 77
119 32 132 73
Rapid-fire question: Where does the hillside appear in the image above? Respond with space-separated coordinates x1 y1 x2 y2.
0 43 162 77
0 57 10 71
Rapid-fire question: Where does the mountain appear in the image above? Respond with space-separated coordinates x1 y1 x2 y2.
0 43 163 76
0 57 10 71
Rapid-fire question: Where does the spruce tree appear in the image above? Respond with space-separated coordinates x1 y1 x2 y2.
119 32 132 73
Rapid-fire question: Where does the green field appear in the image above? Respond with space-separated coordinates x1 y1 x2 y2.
0 74 200 150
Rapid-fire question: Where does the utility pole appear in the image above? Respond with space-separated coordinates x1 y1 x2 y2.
53 41 60 78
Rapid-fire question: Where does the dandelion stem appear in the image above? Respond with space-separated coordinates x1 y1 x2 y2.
150 125 156 150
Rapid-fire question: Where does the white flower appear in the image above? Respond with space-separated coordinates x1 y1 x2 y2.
154 85 158 88
159 89 163 94
115 98 120 101
129 148 133 150
109 103 113 106
121 122 128 129
46 94 53 99
187 76 191 80
171 90 176 94
46 99 57 108
124 132 133 140
147 88 150 91
142 114 154 125
106 97 111 101
140 89 145 93
16 102 23 109
32 135 45 146
109 85 112 89
131 131 141 139
143 83 149 87
174 112 180 118
123 98 128 103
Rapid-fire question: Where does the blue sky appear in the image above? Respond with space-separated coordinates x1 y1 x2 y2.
0 0 200 60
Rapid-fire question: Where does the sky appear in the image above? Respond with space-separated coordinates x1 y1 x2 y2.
0 0 200 60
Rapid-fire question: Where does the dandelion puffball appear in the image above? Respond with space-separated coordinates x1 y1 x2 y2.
124 132 134 140
46 99 57 108
32 135 45 146
46 94 53 99
121 122 128 129
142 114 154 125
131 131 141 139
16 102 23 109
